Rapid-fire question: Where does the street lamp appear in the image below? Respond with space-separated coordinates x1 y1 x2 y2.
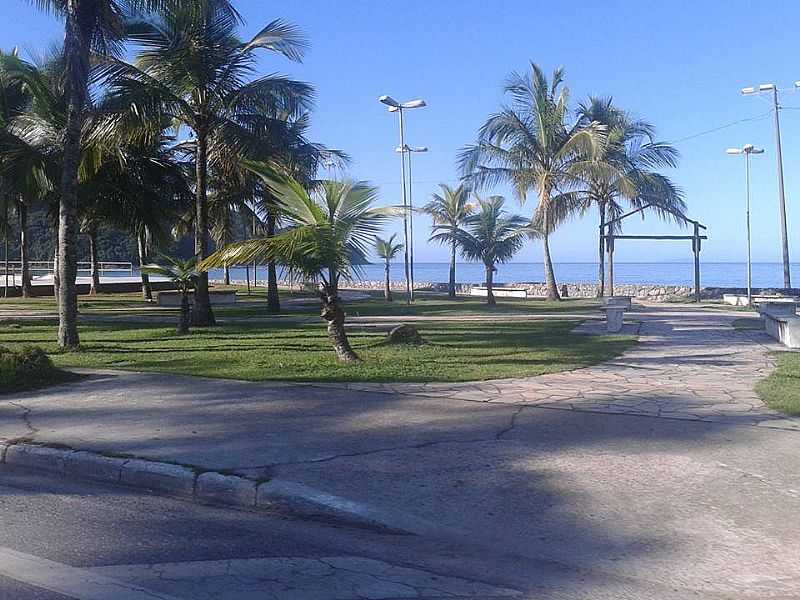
741 83 792 288
395 145 428 299
727 144 765 306
379 95 426 303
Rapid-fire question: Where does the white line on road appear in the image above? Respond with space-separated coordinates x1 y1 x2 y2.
0 546 184 600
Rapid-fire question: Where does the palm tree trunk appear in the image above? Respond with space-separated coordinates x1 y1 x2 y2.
320 284 359 362
223 264 230 285
449 241 457 298
52 239 59 305
384 261 392 301
266 210 280 313
3 198 8 299
192 128 214 326
597 201 606 297
137 231 152 301
178 290 190 335
485 263 496 306
542 205 560 300
57 4 88 349
88 227 100 295
18 198 31 298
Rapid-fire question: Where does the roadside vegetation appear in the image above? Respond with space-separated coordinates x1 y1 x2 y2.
0 344 78 394
756 352 800 416
0 320 634 383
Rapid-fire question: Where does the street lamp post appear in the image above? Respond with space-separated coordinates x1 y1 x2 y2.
727 144 765 306
379 95 426 303
741 84 792 289
395 144 428 302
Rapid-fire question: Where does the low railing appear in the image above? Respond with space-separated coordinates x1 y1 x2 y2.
0 261 134 288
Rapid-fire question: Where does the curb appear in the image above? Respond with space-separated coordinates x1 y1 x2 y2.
0 440 444 535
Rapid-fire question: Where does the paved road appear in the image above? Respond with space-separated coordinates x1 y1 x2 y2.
0 467 732 600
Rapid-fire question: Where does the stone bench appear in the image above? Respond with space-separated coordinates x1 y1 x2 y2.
469 287 528 299
156 290 237 307
761 312 800 349
724 293 799 307
602 296 633 310
603 306 626 333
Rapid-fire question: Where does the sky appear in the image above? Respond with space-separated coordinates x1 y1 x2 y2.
5 0 800 264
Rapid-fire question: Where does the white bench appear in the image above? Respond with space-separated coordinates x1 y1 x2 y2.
602 296 632 310
759 302 800 348
724 293 799 307
469 287 528 299
603 306 626 333
156 290 237 307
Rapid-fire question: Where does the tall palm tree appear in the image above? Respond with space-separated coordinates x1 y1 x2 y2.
28 0 175 348
576 97 685 296
453 196 529 306
459 63 606 300
374 234 403 301
421 183 472 298
201 164 394 363
99 0 312 326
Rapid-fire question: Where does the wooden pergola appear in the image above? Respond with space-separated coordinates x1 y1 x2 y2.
600 205 708 303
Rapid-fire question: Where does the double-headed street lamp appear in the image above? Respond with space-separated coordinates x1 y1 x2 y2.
741 83 794 289
379 95 426 303
395 144 428 300
727 144 765 306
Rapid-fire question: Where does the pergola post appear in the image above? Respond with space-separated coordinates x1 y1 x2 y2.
608 235 615 298
693 221 701 303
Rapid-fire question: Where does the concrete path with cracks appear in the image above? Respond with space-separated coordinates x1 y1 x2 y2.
325 306 800 430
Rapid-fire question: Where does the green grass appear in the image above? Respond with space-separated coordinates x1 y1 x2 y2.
0 319 634 383
756 352 800 416
732 317 764 330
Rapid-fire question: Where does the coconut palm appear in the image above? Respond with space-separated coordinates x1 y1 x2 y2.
576 97 685 296
453 196 529 306
201 164 394 363
374 234 403 301
458 63 606 300
28 0 177 348
421 183 473 298
98 0 313 326
141 254 199 335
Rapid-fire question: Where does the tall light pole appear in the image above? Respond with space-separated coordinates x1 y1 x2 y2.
741 83 791 288
727 144 765 306
379 95 426 303
395 144 428 301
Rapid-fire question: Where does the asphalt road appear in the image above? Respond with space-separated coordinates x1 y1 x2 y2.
0 465 765 600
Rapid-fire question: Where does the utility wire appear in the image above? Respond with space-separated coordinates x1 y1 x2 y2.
667 111 772 144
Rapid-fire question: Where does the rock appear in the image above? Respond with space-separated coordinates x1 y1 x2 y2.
386 324 424 345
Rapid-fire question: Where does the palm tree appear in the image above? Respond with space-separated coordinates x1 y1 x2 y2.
141 254 199 334
98 1 312 326
374 234 403 301
28 0 175 348
453 196 529 306
459 63 606 300
576 97 685 296
201 164 394 363
421 183 473 298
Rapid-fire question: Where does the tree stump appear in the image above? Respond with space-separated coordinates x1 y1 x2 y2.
385 324 424 345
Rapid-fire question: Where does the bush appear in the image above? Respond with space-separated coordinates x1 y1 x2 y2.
0 345 62 394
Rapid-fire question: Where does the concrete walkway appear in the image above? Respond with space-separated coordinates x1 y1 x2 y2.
2 305 800 597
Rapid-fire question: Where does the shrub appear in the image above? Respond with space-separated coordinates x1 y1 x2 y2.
0 345 61 393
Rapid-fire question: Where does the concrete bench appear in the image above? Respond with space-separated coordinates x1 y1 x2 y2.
603 306 626 333
724 294 799 307
156 290 237 307
761 312 800 348
602 296 632 310
469 287 528 299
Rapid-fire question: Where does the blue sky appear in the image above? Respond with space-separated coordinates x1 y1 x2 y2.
5 0 800 263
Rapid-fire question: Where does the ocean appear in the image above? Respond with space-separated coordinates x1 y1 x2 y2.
208 262 800 289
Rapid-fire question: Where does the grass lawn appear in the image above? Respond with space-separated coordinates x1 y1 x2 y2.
756 352 800 416
731 317 764 330
0 319 634 383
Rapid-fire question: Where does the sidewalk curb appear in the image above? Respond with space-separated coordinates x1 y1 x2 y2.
0 440 442 535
